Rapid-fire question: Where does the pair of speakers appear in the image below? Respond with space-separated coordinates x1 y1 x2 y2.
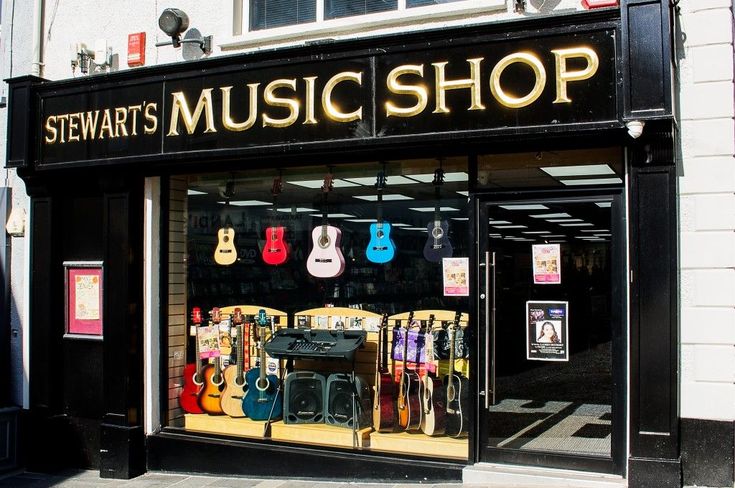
284 371 371 428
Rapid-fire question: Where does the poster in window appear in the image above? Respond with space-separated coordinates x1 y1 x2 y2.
64 262 103 338
442 257 470 296
532 244 561 284
526 301 569 362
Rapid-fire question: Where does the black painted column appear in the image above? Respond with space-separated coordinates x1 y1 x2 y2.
627 125 680 488
100 177 145 479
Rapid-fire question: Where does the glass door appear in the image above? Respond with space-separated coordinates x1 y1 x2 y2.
478 193 625 474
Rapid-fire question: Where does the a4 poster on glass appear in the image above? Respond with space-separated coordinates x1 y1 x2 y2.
63 261 104 340
526 300 568 362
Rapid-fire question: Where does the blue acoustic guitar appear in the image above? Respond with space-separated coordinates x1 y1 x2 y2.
366 170 397 264
423 168 453 263
242 309 283 421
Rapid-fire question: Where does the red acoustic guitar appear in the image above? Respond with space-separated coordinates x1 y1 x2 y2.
179 307 205 414
373 313 397 432
262 176 289 266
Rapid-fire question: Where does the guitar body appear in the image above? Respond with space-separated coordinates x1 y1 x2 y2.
179 363 204 414
423 220 453 263
420 374 447 436
214 228 237 266
366 223 396 264
241 367 283 421
397 370 422 431
197 364 225 415
221 365 247 417
373 371 397 432
444 372 470 438
306 225 345 278
262 226 289 265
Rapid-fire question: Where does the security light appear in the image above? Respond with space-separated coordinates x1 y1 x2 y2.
156 8 212 54
158 8 189 47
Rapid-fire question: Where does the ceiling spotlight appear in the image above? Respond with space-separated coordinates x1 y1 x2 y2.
156 8 212 54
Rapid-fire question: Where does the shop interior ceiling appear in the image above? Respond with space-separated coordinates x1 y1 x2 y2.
185 151 621 244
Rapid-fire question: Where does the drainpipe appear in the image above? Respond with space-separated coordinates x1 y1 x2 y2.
30 0 44 76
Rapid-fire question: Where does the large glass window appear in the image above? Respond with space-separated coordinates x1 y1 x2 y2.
325 0 397 20
250 0 317 31
167 157 471 461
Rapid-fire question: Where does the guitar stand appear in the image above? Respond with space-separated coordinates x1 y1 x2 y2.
262 359 285 438
350 356 359 449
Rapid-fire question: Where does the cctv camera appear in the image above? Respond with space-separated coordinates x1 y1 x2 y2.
158 8 189 47
626 120 645 139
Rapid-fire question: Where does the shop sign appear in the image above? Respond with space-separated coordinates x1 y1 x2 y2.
37 29 617 167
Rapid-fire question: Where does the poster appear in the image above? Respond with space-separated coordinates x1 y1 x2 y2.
532 244 561 284
442 257 470 296
64 262 104 337
526 301 569 362
197 325 221 359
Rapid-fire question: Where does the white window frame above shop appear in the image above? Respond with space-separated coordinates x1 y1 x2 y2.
223 0 507 50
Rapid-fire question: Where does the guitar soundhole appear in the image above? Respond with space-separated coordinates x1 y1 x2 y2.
318 235 331 249
432 227 444 239
447 383 456 403
256 377 270 392
223 235 230 243
234 377 246 388
376 230 384 239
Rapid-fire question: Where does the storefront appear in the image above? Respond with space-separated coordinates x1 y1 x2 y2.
6 5 681 487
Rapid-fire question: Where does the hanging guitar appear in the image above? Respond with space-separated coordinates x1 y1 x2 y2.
397 311 422 431
366 169 397 264
373 313 397 432
198 307 225 415
423 167 453 263
221 309 248 417
214 181 237 266
420 314 447 436
242 309 283 420
262 176 289 266
306 173 346 278
179 307 205 414
444 311 469 438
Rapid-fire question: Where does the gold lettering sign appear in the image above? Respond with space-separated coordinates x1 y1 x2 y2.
263 79 300 128
168 89 217 136
490 52 547 109
552 47 599 104
322 72 363 122
432 58 485 114
43 103 158 144
385 64 429 118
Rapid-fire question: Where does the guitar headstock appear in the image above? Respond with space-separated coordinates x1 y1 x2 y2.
431 168 445 187
232 307 243 325
406 311 415 329
257 309 268 328
375 170 387 191
452 311 462 329
210 307 222 325
321 173 334 193
379 313 389 330
191 306 202 325
271 177 283 197
427 314 436 331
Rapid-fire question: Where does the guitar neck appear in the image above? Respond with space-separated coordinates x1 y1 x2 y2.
381 321 389 372
259 325 267 383
236 324 244 378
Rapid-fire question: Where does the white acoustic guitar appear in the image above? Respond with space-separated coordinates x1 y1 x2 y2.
214 227 237 266
306 173 345 279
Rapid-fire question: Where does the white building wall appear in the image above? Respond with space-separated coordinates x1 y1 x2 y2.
678 0 735 422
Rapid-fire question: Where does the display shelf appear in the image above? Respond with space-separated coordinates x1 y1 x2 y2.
389 309 469 324
369 431 468 459
184 414 371 448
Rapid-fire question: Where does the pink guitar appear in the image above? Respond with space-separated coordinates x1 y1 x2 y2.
262 177 289 266
306 173 345 279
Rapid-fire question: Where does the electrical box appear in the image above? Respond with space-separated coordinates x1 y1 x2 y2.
582 0 618 8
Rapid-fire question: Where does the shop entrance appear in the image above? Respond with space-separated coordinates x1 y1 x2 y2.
477 192 626 474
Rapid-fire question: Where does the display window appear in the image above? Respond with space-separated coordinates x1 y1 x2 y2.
166 157 471 460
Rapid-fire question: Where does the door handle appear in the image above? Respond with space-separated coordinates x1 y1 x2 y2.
484 251 496 409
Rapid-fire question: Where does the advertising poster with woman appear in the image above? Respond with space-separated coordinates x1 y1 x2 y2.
526 300 569 361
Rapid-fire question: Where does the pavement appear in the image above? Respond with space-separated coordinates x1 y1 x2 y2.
0 470 718 488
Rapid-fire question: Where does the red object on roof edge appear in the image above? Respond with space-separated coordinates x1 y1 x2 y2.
582 0 619 8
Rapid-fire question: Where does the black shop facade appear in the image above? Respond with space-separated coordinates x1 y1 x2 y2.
6 6 684 488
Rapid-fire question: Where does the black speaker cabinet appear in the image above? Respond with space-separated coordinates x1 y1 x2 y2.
325 373 371 428
284 371 326 424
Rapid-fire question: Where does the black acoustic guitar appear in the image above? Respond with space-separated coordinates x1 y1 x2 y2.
444 311 469 438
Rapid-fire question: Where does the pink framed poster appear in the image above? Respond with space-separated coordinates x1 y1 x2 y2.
64 261 104 339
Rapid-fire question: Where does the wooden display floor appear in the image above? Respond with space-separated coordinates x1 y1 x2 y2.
185 414 468 459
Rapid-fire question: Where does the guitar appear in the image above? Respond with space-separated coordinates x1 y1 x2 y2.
444 312 469 438
423 168 453 263
198 308 225 415
214 182 237 266
242 309 283 421
366 170 397 264
397 311 422 432
262 177 289 266
306 173 346 278
373 313 397 432
179 307 204 414
420 314 447 436
221 309 248 417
